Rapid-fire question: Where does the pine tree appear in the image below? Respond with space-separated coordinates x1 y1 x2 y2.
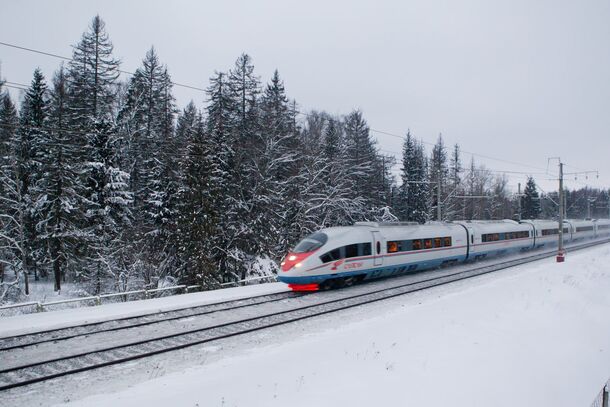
521 176 541 219
0 92 23 294
66 15 132 293
257 70 300 257
175 103 218 286
343 110 383 210
429 134 449 221
18 68 50 281
397 132 428 223
205 71 238 282
226 54 262 268
38 66 81 292
447 144 463 220
117 48 178 283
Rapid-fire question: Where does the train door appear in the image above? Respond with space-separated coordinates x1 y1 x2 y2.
372 231 383 266
465 226 474 259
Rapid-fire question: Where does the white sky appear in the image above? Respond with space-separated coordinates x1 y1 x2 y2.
1 0 609 193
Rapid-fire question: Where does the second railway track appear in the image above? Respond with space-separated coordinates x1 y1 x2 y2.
1 238 608 392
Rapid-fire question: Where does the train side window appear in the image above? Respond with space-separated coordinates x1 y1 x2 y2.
444 236 452 247
360 243 372 256
471 235 474 244
376 241 381 254
345 244 358 258
412 239 422 250
387 241 399 253
424 239 433 249
319 248 341 263
433 237 442 248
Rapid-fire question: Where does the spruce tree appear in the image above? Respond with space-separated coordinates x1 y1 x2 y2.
38 66 81 292
257 70 300 257
0 92 22 292
67 15 131 293
429 134 448 221
176 103 218 286
205 71 238 282
117 48 178 282
447 144 463 220
398 132 428 223
343 110 382 209
521 176 541 219
227 54 262 267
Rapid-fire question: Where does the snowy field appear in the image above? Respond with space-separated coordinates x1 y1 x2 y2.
3 243 610 407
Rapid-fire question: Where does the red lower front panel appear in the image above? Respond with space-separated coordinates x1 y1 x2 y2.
288 283 319 292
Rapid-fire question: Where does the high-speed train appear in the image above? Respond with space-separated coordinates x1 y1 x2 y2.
278 218 610 291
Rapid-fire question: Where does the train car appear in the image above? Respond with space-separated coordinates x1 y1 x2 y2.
565 219 596 241
594 219 610 237
454 220 534 259
278 218 601 291
279 222 468 290
519 219 570 248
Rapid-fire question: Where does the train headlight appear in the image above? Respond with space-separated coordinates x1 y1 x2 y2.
295 262 303 268
288 255 297 261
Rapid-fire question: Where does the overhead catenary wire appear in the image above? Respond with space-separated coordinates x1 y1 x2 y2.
0 40 207 92
0 39 592 181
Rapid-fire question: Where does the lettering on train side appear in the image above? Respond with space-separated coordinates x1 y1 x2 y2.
344 262 363 269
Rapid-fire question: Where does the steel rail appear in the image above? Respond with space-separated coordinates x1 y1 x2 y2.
0 291 302 351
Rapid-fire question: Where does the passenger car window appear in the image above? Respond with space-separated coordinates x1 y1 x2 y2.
376 241 381 254
345 244 358 258
424 239 433 249
444 237 452 247
319 247 342 263
434 238 442 248
361 243 372 256
387 241 399 253
413 240 422 250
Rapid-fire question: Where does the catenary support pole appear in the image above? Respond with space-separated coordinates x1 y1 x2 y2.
517 182 522 221
557 161 565 262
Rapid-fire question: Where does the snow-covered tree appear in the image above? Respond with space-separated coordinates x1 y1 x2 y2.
117 47 179 282
175 102 219 286
521 176 541 219
66 15 132 293
37 66 82 292
397 132 428 223
429 134 449 220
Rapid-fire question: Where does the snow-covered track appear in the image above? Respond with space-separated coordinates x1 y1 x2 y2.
0 291 301 351
1 238 608 392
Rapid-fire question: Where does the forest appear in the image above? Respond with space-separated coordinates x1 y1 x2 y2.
1 16 608 303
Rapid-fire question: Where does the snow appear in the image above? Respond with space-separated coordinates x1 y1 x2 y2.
0 282 289 338
51 243 610 407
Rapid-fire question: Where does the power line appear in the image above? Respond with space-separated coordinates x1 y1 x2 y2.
0 40 207 92
0 39 587 178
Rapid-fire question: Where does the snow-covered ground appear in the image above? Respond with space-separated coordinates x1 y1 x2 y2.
0 282 289 338
4 244 610 407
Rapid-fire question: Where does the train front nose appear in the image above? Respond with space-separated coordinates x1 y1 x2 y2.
278 231 329 291
279 251 320 291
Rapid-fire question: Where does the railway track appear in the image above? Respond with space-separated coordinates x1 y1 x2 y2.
0 291 302 351
1 238 608 391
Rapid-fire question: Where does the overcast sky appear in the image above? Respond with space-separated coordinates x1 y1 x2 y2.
1 0 609 193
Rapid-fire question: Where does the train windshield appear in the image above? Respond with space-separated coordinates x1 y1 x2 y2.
292 232 328 253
